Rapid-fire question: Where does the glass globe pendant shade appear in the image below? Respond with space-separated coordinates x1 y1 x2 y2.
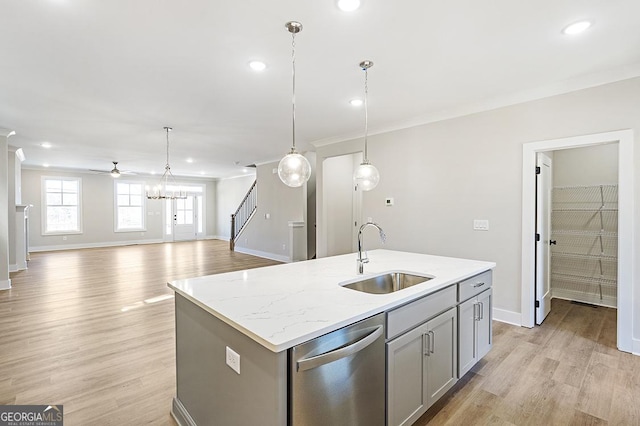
278 150 311 188
354 161 380 191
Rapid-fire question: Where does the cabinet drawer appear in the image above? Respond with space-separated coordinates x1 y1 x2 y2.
458 270 492 302
387 285 456 340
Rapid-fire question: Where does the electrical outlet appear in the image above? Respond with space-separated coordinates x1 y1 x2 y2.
226 346 240 374
62 236 67 241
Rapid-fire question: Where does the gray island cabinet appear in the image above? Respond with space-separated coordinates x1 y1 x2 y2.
168 250 495 426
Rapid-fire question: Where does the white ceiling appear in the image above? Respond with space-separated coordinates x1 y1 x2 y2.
2 0 639 179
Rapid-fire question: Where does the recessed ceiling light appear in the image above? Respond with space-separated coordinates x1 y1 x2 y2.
186 158 194 163
43 163 50 168
200 171 206 175
338 0 360 12
41 142 52 148
249 61 266 71
350 99 363 106
150 171 156 175
562 20 592 35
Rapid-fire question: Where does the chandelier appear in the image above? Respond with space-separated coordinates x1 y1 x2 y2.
146 127 187 200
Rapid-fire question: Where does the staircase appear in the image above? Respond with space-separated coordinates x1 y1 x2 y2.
230 180 257 250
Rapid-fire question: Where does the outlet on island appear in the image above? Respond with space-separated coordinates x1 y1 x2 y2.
226 346 240 374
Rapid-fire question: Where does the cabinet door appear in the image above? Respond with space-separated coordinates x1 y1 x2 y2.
477 289 492 360
425 307 457 408
457 297 478 378
387 323 428 426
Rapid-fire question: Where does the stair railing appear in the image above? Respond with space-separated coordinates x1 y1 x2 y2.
230 180 257 250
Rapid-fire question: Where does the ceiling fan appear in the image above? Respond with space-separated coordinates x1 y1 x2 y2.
89 161 137 178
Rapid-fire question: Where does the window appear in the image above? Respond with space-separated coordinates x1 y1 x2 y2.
42 177 82 234
115 182 145 231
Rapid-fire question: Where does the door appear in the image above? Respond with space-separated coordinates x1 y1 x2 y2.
387 323 428 426
535 152 552 324
425 307 457 408
457 297 477 378
173 195 196 241
477 289 492 360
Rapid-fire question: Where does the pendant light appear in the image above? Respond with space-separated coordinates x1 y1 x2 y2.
353 60 380 191
278 21 311 188
146 127 187 200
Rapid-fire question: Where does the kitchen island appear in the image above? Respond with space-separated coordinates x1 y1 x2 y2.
168 249 495 426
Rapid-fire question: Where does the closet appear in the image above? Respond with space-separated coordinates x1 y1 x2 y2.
549 144 619 308
550 185 618 307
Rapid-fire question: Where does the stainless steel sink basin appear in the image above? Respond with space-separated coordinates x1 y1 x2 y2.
341 272 433 294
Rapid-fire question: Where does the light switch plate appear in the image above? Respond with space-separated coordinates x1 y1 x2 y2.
473 219 489 231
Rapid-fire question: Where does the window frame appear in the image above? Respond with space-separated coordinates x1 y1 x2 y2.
41 176 83 235
114 180 147 233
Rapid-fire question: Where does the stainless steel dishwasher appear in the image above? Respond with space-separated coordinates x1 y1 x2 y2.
289 313 385 426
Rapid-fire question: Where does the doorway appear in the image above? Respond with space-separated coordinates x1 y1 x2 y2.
322 153 363 256
163 185 205 242
521 129 634 353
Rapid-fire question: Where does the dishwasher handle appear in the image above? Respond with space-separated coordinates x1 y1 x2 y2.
296 325 384 372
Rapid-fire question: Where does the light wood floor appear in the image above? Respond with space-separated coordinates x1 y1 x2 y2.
3 242 639 425
417 298 640 426
1 240 280 425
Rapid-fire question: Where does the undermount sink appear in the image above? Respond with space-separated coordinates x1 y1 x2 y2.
341 272 433 294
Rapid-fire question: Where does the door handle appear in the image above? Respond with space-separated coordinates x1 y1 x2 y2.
479 302 484 320
297 325 383 372
423 332 430 356
549 240 557 245
429 331 435 354
473 303 479 321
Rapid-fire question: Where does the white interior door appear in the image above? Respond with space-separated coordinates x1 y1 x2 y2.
535 152 552 324
173 195 196 241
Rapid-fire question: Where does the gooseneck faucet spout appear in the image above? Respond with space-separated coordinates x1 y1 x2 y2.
357 222 386 274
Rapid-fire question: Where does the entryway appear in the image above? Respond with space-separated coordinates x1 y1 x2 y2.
163 184 206 242
521 129 634 353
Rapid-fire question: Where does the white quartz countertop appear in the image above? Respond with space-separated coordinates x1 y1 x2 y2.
168 249 495 353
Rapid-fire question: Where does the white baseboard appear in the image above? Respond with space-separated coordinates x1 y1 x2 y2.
30 238 165 252
632 338 640 357
234 246 289 263
0 279 11 290
209 235 229 241
492 307 522 326
9 264 18 273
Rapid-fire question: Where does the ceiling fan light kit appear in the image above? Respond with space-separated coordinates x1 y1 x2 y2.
110 161 121 178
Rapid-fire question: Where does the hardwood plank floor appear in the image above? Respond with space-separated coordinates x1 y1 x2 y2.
417 299 640 426
1 240 280 425
3 243 639 425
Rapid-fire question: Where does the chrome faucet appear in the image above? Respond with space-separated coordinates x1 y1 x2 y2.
357 222 386 274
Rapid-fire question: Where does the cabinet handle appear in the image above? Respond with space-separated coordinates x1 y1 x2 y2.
473 303 479 321
423 332 430 356
472 282 485 288
479 302 484 320
429 331 435 354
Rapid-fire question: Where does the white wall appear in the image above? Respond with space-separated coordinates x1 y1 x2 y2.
316 77 640 346
214 174 255 240
22 168 217 250
234 161 306 262
553 143 619 187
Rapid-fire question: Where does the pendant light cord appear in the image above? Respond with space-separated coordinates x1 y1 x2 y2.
165 127 171 171
291 31 297 152
364 66 369 162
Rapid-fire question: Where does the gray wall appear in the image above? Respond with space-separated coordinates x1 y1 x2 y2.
22 168 216 250
316 77 640 332
215 174 255 240
234 161 306 262
553 143 619 187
